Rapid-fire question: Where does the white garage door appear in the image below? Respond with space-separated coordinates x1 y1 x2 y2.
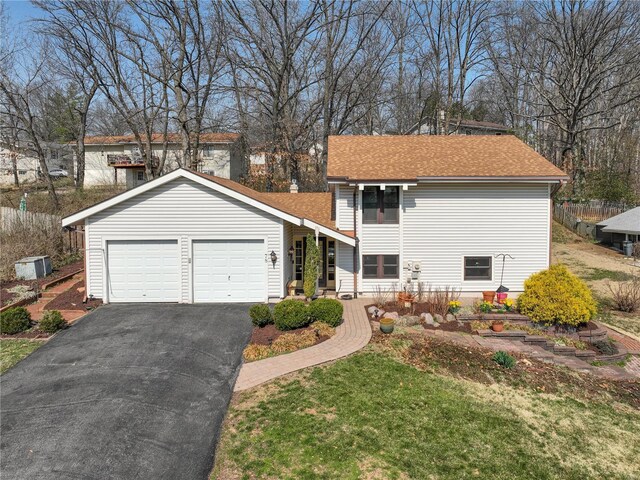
107 240 179 302
193 240 266 303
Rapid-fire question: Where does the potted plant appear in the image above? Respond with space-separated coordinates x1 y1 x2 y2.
496 292 508 304
491 320 505 332
379 317 395 334
503 298 515 312
448 300 462 315
479 301 493 315
482 291 496 303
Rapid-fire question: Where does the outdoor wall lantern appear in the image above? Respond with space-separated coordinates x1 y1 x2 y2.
270 250 278 267
288 246 295 263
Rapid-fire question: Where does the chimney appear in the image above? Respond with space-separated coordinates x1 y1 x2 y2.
289 179 298 193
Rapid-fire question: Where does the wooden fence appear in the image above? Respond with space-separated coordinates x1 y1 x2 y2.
553 204 598 239
0 207 83 253
557 202 630 222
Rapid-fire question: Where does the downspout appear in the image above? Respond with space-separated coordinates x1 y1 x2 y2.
549 180 566 266
353 188 358 298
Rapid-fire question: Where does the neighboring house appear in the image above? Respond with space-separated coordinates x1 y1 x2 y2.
0 143 72 185
79 133 245 188
409 118 511 136
62 135 566 304
596 207 640 250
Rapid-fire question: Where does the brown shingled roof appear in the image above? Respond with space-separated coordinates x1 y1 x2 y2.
190 171 351 238
327 135 567 181
83 133 240 145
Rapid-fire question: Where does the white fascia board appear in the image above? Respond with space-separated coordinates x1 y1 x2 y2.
302 219 356 246
348 182 418 188
416 177 567 183
63 168 302 227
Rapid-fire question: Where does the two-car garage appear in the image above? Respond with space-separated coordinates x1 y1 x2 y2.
106 239 267 303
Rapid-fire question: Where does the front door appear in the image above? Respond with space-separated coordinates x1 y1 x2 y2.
294 236 335 290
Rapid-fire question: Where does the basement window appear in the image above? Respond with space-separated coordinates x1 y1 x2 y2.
464 256 492 281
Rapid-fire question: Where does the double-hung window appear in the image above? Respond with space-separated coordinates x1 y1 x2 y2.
362 186 399 224
363 255 399 279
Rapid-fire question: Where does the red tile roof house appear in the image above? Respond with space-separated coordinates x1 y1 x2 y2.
62 135 567 303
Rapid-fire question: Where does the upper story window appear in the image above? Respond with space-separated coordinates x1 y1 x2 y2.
362 186 399 224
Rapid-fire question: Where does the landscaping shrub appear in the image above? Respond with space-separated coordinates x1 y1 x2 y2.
38 310 67 333
303 234 320 298
492 351 516 369
307 298 343 327
243 344 271 362
273 299 310 330
310 321 336 338
249 304 273 327
0 307 31 334
517 264 597 326
607 276 640 313
270 330 317 354
593 340 619 356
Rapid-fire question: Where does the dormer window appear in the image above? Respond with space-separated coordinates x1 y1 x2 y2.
362 186 399 224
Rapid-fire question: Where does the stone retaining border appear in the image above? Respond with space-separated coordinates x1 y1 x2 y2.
477 329 629 362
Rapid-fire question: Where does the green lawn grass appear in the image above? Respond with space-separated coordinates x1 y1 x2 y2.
213 351 640 480
0 339 43 374
580 268 634 282
600 312 640 337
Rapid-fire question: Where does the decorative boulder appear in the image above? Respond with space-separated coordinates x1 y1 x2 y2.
385 311 399 320
397 315 421 327
445 314 456 323
434 314 444 324
433 322 440 327
421 313 434 324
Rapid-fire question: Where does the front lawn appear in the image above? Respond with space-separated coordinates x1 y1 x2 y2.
0 339 43 373
213 338 640 479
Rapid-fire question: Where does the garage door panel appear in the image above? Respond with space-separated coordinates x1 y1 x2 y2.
107 240 179 302
193 240 266 303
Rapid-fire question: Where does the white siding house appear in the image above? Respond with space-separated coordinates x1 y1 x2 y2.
63 135 566 304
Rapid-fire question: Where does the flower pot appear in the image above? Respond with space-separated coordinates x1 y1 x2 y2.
379 318 395 334
496 292 508 304
482 291 496 303
491 321 504 333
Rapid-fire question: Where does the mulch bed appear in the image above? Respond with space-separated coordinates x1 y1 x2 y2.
365 302 440 319
0 329 51 340
44 280 102 311
0 260 84 307
423 321 473 333
249 324 331 347
372 332 640 409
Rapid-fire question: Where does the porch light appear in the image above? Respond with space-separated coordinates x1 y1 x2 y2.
288 246 294 263
270 250 278 267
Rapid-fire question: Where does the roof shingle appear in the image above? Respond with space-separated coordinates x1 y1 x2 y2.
191 171 351 238
327 135 567 181
83 133 240 145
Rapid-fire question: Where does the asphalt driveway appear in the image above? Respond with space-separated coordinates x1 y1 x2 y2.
0 303 252 480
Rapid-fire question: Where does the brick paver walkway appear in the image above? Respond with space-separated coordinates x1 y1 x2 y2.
24 272 86 323
601 325 640 354
234 298 372 391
